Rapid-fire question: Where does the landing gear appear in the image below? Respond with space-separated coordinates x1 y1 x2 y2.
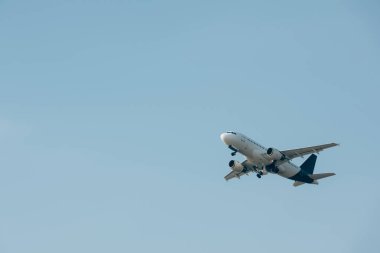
228 145 238 156
256 174 261 178
256 171 263 179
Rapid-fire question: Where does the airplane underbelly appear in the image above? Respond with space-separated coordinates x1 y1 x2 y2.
277 163 300 178
243 150 263 163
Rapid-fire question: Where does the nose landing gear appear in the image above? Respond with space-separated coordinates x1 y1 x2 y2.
228 145 238 156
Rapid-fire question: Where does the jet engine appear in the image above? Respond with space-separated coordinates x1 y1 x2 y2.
266 147 285 161
229 160 244 173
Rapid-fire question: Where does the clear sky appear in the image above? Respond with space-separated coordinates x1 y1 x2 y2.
0 0 379 252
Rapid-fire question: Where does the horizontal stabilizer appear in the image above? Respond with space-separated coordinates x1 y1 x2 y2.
293 181 305 187
309 173 336 180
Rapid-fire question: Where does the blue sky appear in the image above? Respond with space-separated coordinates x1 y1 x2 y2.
0 1 379 252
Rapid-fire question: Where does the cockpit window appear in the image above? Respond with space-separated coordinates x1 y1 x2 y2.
226 131 237 135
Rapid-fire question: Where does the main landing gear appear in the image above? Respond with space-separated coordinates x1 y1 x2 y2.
256 171 263 179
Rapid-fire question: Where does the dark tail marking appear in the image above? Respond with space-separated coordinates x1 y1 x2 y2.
300 154 317 175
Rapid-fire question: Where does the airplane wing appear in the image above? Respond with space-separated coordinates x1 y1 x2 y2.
281 143 338 160
224 171 240 180
224 160 255 181
224 170 249 181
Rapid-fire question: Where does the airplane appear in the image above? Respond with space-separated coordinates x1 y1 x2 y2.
220 131 338 186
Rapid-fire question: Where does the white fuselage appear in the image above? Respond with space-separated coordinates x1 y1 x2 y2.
220 132 301 179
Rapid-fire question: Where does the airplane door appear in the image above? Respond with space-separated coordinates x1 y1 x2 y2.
240 137 248 150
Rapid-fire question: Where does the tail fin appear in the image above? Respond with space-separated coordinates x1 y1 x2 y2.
309 173 336 180
300 154 317 174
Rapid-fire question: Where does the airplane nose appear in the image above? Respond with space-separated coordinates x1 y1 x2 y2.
220 133 227 142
